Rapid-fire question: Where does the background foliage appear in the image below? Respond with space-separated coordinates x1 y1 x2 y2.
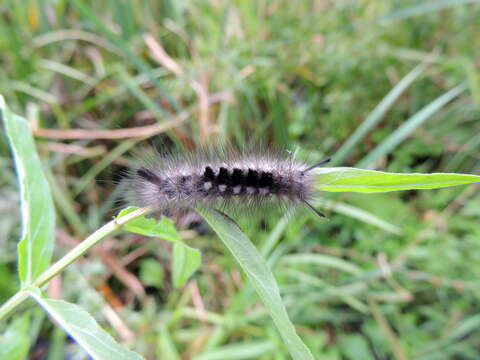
1 0 480 359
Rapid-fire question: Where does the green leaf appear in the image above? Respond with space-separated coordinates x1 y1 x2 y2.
157 324 181 360
357 84 465 169
314 167 480 193
70 0 179 113
118 207 180 242
139 258 165 288
331 62 427 166
118 207 201 289
172 242 201 289
191 341 276 360
0 313 31 360
319 200 401 234
0 95 55 285
450 314 480 340
380 0 478 22
282 254 362 275
197 207 313 360
339 335 372 360
31 294 144 360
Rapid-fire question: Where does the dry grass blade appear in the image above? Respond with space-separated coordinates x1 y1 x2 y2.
33 113 189 139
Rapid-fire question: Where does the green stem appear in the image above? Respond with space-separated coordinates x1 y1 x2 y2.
33 207 152 287
0 291 30 321
0 207 153 322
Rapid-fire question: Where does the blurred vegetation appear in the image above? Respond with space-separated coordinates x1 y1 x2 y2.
1 0 480 359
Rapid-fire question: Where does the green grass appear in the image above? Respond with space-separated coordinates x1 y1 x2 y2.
1 1 480 359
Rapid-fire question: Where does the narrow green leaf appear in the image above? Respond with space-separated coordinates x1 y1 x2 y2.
197 208 313 360
450 314 480 340
191 341 276 360
314 167 480 193
139 259 165 288
73 139 138 197
319 200 401 234
282 254 362 275
47 327 67 360
70 0 179 113
117 65 166 121
357 84 465 169
380 0 479 22
0 95 55 285
331 63 427 165
157 324 181 360
31 294 143 360
172 242 201 288
118 207 181 242
0 313 31 360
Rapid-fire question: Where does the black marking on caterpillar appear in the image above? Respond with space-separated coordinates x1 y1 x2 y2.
121 146 330 218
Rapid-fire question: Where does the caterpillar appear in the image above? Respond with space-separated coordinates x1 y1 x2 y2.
121 145 330 218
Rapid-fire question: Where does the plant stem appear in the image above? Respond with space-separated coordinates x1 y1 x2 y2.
0 291 30 321
0 207 153 322
33 207 152 287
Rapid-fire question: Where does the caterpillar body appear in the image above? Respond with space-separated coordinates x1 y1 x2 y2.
121 146 330 217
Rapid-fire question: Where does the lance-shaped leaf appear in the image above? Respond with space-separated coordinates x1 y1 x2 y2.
314 167 480 193
31 293 143 360
197 207 314 360
1 95 55 285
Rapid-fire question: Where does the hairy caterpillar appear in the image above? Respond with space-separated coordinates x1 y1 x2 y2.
121 145 330 217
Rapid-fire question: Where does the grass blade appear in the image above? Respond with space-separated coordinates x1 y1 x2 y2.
318 199 401 234
380 0 479 22
357 84 466 169
1 95 55 285
282 254 362 275
197 207 314 360
157 324 181 360
192 341 276 360
70 0 179 113
314 167 480 193
332 63 428 166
